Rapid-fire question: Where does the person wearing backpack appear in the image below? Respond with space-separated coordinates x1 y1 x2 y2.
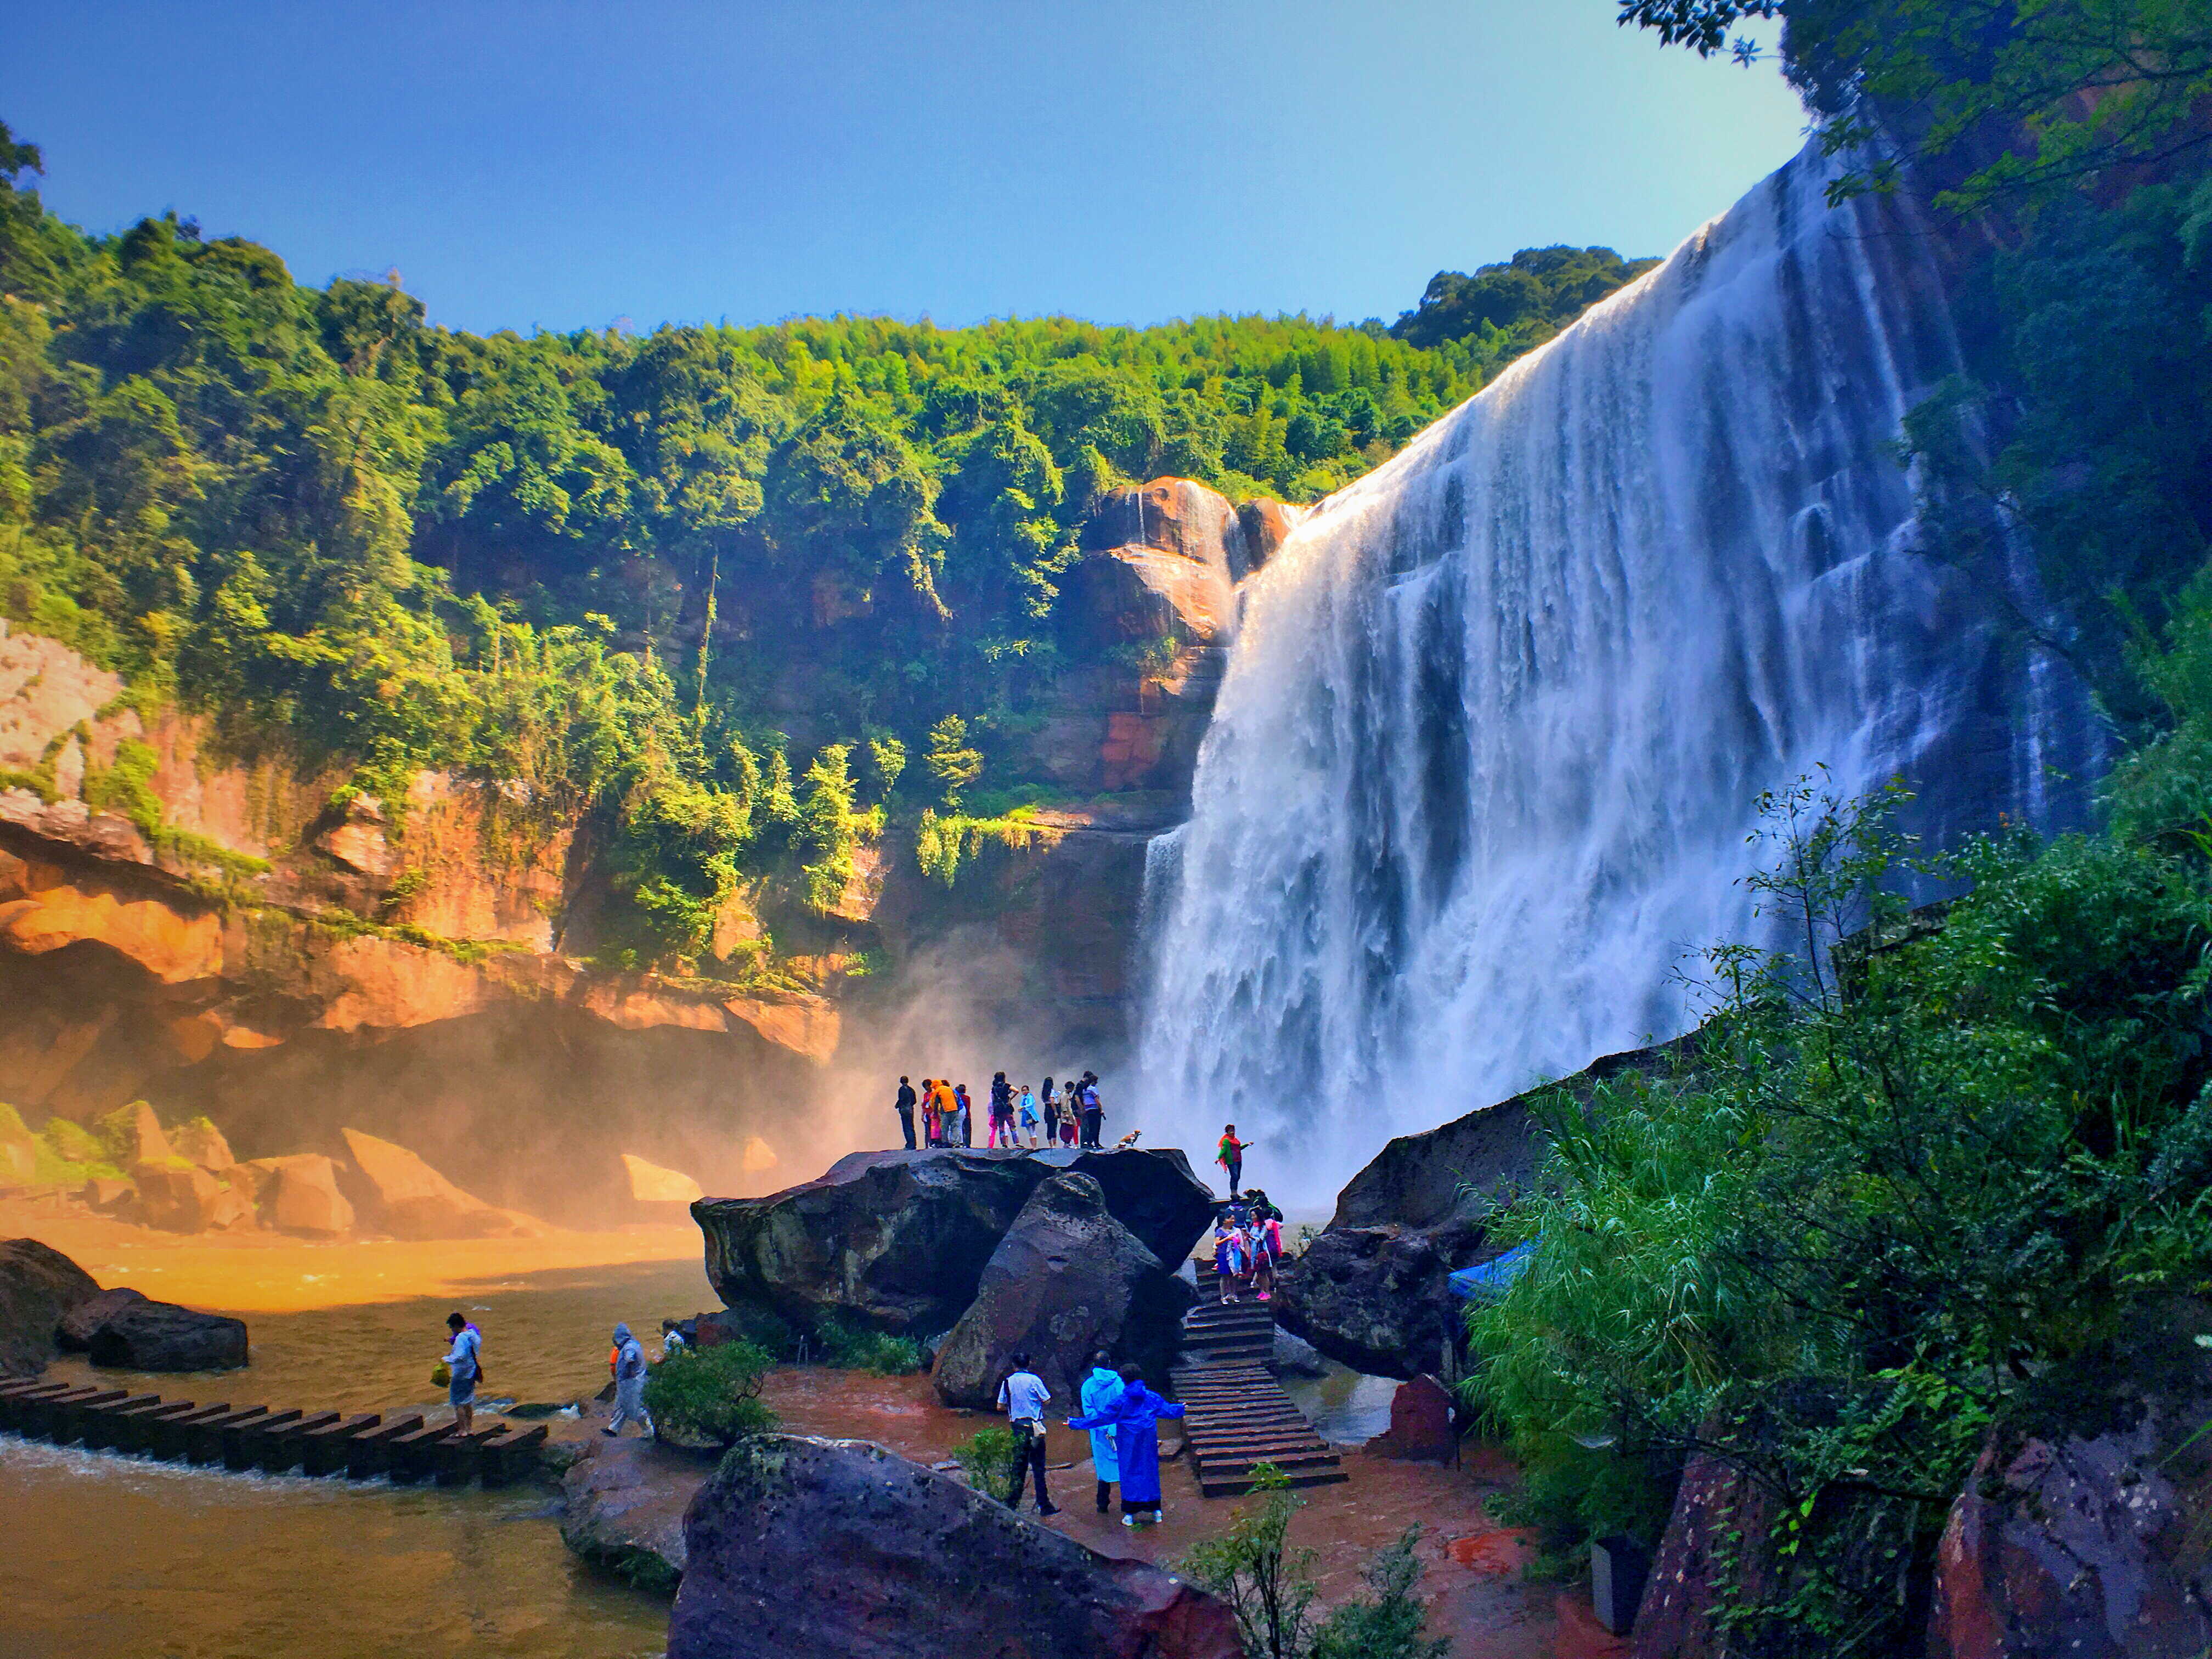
441 1311 483 1434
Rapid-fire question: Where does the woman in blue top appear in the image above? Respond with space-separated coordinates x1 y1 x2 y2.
1068 1364 1186 1525
1077 1350 1124 1514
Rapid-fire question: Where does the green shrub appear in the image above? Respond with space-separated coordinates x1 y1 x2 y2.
813 1313 922 1375
641 1342 777 1447
953 1425 1015 1503
1181 1467 1446 1659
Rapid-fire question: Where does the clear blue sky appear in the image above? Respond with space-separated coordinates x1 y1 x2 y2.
3 1 1808 336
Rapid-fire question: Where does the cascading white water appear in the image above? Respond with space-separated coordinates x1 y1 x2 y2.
1135 138 2102 1202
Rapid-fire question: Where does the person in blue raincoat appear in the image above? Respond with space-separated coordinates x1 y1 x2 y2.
1068 1363 1186 1526
1078 1350 1125 1514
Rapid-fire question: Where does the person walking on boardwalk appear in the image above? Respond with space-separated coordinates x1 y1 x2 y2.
1078 1073 1103 1148
895 1075 918 1150
603 1322 653 1438
997 1350 1058 1516
1216 1124 1254 1197
441 1311 482 1434
1068 1364 1186 1526
1079 1350 1125 1514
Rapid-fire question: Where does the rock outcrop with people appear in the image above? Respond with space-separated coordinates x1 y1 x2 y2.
693 1146 1214 1339
669 1435 1244 1659
928 1170 1193 1410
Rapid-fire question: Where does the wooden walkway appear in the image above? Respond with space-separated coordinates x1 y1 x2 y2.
1172 1259 1346 1498
0 1376 546 1486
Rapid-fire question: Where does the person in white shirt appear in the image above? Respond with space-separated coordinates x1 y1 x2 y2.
996 1352 1058 1516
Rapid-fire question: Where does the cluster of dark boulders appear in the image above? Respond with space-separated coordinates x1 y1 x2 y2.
670 1435 1242 1659
1 1236 247 1376
694 1146 1213 1403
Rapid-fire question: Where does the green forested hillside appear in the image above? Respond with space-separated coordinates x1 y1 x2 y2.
0 118 1652 964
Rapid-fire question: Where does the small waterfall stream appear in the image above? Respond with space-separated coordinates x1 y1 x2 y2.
1134 138 2102 1199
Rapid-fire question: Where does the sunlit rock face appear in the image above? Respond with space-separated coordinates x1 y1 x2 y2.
1135 137 2105 1202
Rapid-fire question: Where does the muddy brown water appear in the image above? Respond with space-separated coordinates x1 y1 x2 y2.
2 1257 717 1659
2 1250 1406 1659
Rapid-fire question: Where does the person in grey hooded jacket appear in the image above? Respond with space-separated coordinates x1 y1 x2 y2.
603 1322 654 1438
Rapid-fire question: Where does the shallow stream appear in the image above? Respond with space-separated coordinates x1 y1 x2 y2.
3 1257 714 1659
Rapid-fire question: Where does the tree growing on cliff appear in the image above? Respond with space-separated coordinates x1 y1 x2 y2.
924 714 982 809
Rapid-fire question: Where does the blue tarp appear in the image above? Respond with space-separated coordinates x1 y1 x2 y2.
1447 1241 1534 1301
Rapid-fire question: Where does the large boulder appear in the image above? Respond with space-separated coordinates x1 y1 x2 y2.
1925 1326 2212 1659
669 1435 1243 1659
247 1154 356 1237
1279 1034 1697 1377
695 1147 1213 1338
98 1100 175 1167
930 1171 1194 1409
81 1295 249 1370
560 1433 703 1594
339 1127 539 1239
56 1285 148 1349
128 1160 253 1232
167 1115 236 1172
0 1236 100 1376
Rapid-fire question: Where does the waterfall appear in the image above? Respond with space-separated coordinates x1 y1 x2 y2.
1133 138 2102 1201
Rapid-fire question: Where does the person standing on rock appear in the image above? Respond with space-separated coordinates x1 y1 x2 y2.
1017 1083 1040 1148
1079 1351 1125 1514
895 1076 918 1150
1216 1124 1254 1198
442 1311 482 1434
989 1073 1014 1148
1068 1364 1185 1526
1038 1076 1057 1146
997 1351 1059 1516
1079 1074 1103 1148
603 1322 653 1438
955 1082 974 1147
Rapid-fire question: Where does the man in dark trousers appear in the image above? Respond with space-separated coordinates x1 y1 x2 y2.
997 1350 1058 1515
894 1076 917 1149
1079 1073 1103 1148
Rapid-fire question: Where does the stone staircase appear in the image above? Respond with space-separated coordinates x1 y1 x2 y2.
1171 1259 1346 1498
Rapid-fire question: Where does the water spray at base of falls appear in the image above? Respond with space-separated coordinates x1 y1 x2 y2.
1133 138 2104 1205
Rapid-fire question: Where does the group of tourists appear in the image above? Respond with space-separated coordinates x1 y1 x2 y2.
1211 1189 1285 1303
994 1349 1187 1526
893 1071 1107 1150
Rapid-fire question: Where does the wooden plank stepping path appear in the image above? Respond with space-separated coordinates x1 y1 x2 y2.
0 1376 545 1486
1172 1259 1346 1498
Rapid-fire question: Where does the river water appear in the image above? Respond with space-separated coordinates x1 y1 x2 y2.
2 1256 715 1659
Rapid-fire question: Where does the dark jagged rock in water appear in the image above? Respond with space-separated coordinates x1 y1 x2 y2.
693 1147 1214 1336
1276 1035 1697 1378
0 1237 100 1377
55 1285 148 1350
669 1435 1244 1659
930 1172 1194 1409
81 1295 249 1371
